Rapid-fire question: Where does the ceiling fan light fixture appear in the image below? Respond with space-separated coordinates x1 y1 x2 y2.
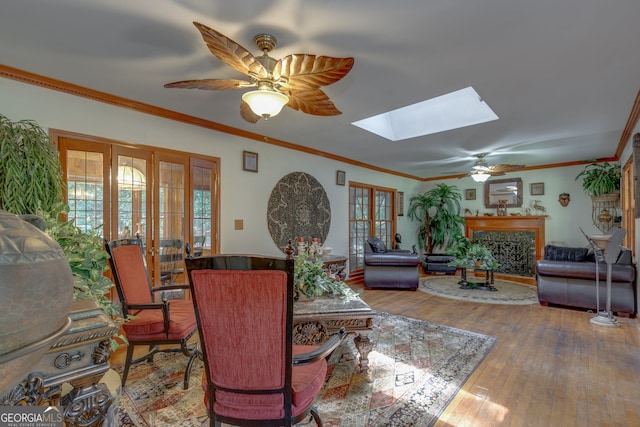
471 172 491 183
242 90 289 119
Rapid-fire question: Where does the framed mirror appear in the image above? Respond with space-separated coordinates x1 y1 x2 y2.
484 178 523 208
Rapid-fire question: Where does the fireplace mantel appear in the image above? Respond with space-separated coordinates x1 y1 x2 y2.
464 216 546 279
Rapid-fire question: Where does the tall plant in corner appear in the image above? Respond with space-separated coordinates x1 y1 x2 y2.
0 114 120 328
408 183 465 254
0 114 63 213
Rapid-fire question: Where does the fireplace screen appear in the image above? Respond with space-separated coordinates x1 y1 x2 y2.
473 230 536 276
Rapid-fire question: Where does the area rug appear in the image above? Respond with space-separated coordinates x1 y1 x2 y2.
420 275 538 305
116 311 496 426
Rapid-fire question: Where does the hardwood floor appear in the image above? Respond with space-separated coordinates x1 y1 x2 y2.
351 281 640 427
111 280 640 426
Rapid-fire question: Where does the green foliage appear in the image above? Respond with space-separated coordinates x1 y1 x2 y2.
41 205 124 350
294 253 357 299
446 232 472 259
407 183 465 253
447 236 500 270
575 162 621 196
0 114 64 215
0 115 118 326
41 204 120 317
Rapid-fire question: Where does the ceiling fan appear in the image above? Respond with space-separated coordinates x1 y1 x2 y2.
164 22 355 123
465 153 525 182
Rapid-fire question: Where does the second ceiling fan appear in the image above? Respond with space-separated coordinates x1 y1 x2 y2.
466 153 524 182
164 22 355 123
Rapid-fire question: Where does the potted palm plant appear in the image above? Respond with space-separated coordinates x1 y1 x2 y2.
407 183 465 254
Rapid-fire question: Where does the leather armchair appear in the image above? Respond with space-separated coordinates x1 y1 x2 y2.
364 237 420 290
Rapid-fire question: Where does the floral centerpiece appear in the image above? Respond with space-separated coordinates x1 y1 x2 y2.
294 252 357 300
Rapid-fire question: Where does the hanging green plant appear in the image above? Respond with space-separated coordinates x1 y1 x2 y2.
575 162 621 197
0 114 63 215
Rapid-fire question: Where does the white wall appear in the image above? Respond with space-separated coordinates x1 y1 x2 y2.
0 77 624 258
0 78 422 264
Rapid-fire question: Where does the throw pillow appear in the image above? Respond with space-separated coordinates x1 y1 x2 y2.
544 245 589 262
368 237 387 253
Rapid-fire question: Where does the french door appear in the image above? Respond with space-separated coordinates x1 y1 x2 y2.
348 183 397 274
57 133 218 288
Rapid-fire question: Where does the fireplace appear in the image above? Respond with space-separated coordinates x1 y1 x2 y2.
473 230 536 276
464 216 546 278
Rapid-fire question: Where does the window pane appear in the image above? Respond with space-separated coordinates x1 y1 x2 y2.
117 156 147 239
66 150 104 234
158 161 185 286
193 164 213 255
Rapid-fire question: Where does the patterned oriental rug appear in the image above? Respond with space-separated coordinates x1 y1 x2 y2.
420 276 538 305
116 311 496 427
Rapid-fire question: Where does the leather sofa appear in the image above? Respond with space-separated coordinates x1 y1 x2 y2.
363 237 420 290
536 245 637 316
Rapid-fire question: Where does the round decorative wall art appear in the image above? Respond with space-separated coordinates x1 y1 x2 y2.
267 172 331 252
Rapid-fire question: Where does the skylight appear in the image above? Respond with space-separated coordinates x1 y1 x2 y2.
351 86 498 141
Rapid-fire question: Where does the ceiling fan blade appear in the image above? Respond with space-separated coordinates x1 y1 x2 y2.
164 79 253 90
487 171 506 176
287 88 342 116
193 22 269 79
240 100 260 123
275 55 354 90
489 164 525 173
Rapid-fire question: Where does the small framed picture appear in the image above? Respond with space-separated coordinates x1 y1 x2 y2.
530 182 544 196
336 170 346 186
465 188 476 200
243 151 258 172
397 192 404 216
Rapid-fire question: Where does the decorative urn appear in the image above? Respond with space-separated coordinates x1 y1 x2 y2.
0 211 73 395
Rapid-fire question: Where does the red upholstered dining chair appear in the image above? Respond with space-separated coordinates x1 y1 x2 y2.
104 238 199 389
185 255 346 427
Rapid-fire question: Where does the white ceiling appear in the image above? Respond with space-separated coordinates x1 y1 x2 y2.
1 0 639 179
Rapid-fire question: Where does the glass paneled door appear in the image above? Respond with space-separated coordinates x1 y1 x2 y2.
58 134 218 291
191 158 218 257
112 146 153 271
154 153 188 288
62 139 110 238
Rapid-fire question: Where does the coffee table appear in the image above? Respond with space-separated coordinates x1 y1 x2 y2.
293 296 374 373
458 268 497 291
